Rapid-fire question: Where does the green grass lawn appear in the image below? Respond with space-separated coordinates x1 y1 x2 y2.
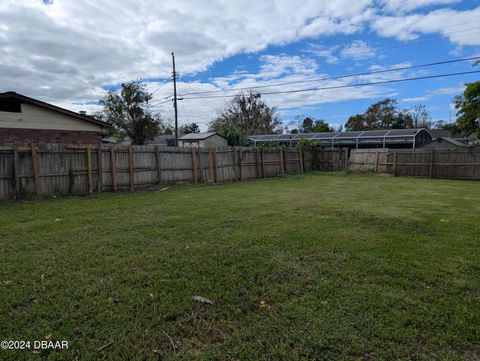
1 173 479 360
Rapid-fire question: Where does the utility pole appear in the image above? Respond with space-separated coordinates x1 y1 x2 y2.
172 52 179 146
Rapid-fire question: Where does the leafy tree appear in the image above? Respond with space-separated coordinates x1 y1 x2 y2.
345 114 366 131
408 104 432 129
209 91 281 135
392 111 414 129
299 117 314 132
312 120 334 132
453 80 480 138
179 122 200 135
297 116 333 133
259 141 281 148
99 81 161 145
345 98 415 131
214 122 249 146
296 139 321 148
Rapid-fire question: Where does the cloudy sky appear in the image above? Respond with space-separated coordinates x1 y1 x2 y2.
1 0 480 131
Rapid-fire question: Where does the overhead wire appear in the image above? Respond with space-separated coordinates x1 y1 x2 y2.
180 70 480 100
177 56 480 97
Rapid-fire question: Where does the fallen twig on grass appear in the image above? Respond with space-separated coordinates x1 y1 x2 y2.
160 329 177 355
97 340 114 352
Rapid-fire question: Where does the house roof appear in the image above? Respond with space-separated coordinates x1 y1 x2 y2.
429 129 452 138
179 132 225 141
432 137 467 147
0 91 111 129
145 134 176 145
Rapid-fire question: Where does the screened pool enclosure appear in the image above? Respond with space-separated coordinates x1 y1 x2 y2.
248 129 433 149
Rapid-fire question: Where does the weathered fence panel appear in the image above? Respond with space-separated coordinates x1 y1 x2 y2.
316 149 347 171
348 148 480 180
0 144 314 200
349 149 388 173
386 149 480 179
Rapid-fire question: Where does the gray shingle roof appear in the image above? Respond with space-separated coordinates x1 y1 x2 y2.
179 132 217 140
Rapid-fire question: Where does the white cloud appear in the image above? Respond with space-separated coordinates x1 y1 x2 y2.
0 0 375 105
401 84 464 102
0 0 478 131
340 40 376 60
402 96 430 102
372 7 480 44
307 45 340 64
381 0 460 13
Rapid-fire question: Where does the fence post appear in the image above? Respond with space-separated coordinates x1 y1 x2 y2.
261 148 265 177
279 148 285 173
111 148 117 191
213 150 218 182
429 150 434 178
239 149 243 180
13 145 20 200
86 146 93 193
97 146 103 193
128 145 134 191
155 146 161 185
191 147 197 183
393 151 397 177
232 148 238 181
374 150 380 173
31 143 40 196
208 150 214 182
344 148 349 172
256 148 261 178
298 149 304 173
302 149 307 172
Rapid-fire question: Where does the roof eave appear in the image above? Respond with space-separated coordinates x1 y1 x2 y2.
0 91 112 129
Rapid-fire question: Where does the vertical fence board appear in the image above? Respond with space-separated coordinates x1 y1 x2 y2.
13 146 20 199
128 146 134 191
31 144 40 196
97 146 103 192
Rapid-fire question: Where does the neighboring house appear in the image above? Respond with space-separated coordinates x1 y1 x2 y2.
0 91 110 145
178 132 228 148
429 129 466 143
420 137 467 150
146 134 177 146
103 134 177 146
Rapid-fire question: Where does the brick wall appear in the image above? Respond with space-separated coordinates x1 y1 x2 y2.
0 128 103 145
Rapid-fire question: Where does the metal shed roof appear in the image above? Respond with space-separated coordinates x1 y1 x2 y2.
248 129 430 142
179 132 226 141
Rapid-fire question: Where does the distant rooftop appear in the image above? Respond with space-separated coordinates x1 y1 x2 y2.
179 132 219 140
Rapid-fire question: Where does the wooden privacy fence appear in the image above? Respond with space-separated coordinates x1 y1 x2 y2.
349 148 480 180
2 145 477 200
386 149 480 179
0 144 325 200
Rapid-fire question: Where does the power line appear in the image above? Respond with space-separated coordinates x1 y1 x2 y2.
150 98 173 106
150 78 170 95
178 56 480 97
183 82 218 113
181 70 480 100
